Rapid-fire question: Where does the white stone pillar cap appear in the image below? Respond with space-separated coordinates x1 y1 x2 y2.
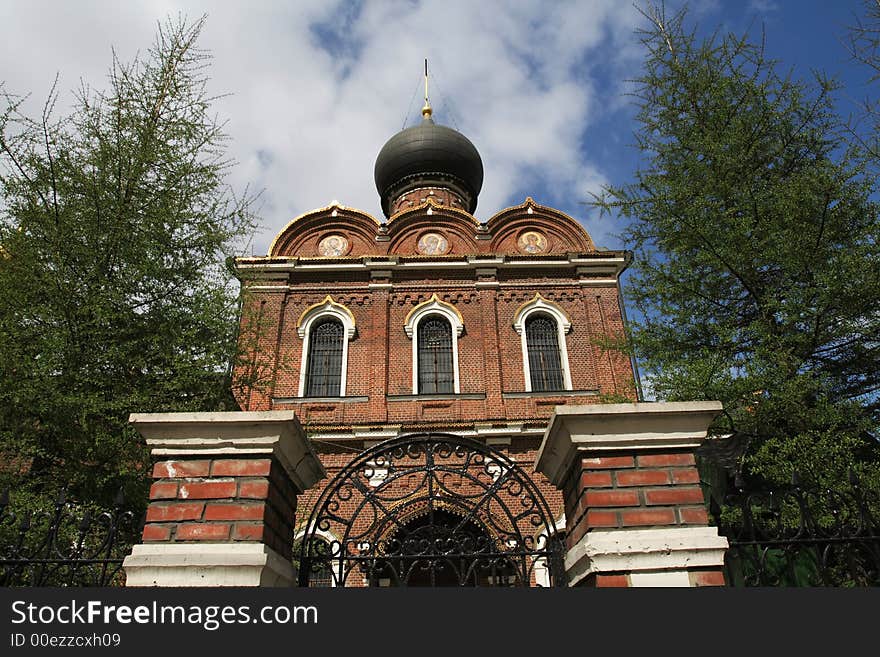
129 411 326 492
534 401 722 487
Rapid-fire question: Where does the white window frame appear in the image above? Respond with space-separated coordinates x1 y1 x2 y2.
512 294 573 392
404 294 464 395
297 296 356 397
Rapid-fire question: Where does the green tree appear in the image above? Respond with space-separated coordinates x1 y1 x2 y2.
0 16 256 510
593 5 880 493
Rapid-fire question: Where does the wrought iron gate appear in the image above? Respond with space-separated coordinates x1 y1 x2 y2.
297 433 566 587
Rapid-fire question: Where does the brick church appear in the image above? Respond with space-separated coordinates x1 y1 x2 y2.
125 95 728 588
233 99 640 584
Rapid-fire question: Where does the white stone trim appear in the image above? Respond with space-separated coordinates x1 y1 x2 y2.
564 526 729 587
534 401 723 487
124 543 296 587
296 298 356 397
309 423 545 443
577 278 620 287
293 527 341 587
128 411 326 492
513 295 573 392
534 513 567 587
404 298 464 394
629 571 691 587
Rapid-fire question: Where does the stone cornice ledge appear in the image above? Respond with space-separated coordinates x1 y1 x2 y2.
565 527 729 587
534 401 722 487
128 411 326 493
124 543 295 587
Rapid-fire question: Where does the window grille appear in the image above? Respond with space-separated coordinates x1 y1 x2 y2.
526 315 564 391
418 317 454 394
305 319 344 396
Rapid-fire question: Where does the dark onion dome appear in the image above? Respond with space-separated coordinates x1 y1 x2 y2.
374 113 483 217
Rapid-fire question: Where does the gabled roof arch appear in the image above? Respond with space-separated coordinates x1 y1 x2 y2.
385 198 481 256
486 197 595 254
269 202 382 257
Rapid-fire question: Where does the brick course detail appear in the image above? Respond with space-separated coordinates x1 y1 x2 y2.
564 450 715 550
141 455 298 558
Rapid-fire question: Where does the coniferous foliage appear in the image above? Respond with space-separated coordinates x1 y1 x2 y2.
593 5 880 493
0 16 256 510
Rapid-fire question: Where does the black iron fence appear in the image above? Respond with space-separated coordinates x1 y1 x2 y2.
0 489 144 586
712 472 880 586
2 473 878 587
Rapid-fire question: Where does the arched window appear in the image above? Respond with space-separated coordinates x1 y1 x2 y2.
296 296 356 397
305 319 344 396
525 314 564 392
513 294 573 392
404 294 464 395
417 316 454 394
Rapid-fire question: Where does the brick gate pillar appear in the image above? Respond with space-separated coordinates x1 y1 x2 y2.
535 402 728 587
123 411 325 586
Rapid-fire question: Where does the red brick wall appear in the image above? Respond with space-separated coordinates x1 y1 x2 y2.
234 199 636 420
563 452 710 551
232 281 635 424
143 457 299 559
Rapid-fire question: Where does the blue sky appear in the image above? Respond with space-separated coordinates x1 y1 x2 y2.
1 1 877 255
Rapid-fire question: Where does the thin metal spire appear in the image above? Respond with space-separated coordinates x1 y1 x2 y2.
421 58 433 119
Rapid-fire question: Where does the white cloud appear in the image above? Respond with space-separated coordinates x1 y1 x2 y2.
1 0 643 253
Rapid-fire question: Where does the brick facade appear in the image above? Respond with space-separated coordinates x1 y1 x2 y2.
123 412 324 587
233 196 636 559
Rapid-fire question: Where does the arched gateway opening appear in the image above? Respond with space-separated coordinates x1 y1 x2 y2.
297 433 566 587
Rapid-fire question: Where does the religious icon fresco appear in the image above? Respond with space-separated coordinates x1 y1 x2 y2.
518 231 547 254
319 234 349 256
417 232 449 255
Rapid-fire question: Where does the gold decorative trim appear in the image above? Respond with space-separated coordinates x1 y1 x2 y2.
296 295 357 335
512 293 572 328
403 293 464 328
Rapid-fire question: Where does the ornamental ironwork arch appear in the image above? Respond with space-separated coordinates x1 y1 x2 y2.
297 433 566 587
